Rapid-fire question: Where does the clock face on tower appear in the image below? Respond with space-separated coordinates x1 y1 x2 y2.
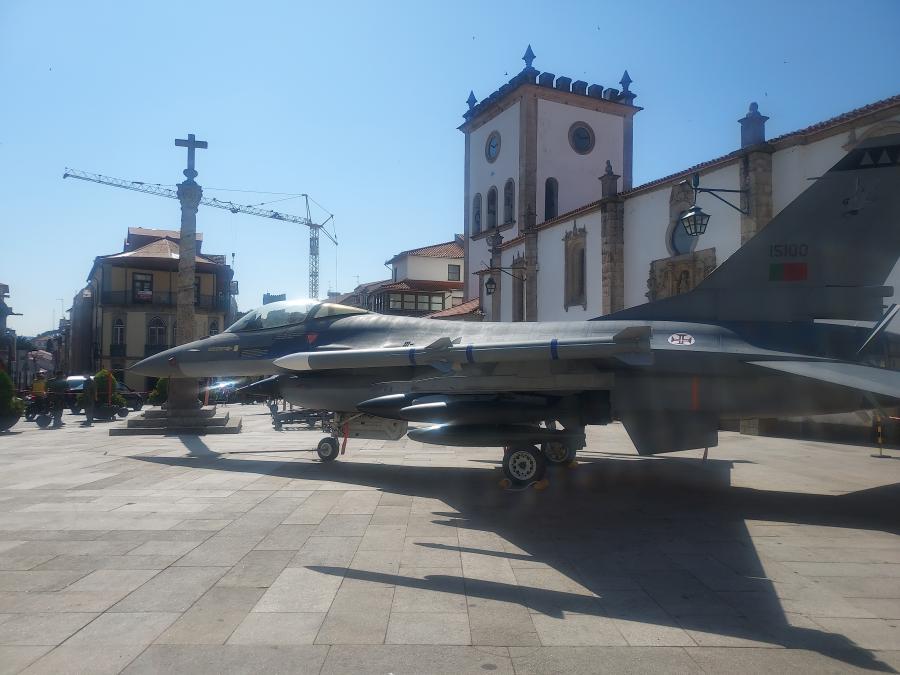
569 122 595 155
485 131 501 163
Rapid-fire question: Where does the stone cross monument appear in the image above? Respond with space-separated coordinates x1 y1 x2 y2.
168 133 207 410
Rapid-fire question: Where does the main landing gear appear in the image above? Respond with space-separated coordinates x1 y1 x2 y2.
501 440 579 489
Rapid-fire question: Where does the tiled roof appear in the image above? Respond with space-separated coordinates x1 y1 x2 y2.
624 93 900 197
104 238 217 264
494 92 900 249
377 279 464 292
389 241 464 262
127 227 203 241
427 298 482 318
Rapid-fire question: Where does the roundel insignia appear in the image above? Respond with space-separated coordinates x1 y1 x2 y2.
667 333 695 346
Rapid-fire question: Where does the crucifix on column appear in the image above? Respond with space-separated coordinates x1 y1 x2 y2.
168 133 207 411
175 133 208 181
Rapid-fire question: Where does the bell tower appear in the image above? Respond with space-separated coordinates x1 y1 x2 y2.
459 46 640 304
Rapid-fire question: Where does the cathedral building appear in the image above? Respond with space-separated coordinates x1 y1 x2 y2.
462 46 900 323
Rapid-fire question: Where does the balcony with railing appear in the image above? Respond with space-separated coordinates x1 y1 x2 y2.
100 290 227 310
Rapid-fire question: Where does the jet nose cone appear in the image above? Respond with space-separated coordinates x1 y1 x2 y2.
130 348 184 377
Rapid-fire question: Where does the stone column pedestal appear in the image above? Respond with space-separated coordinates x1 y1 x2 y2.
168 179 202 411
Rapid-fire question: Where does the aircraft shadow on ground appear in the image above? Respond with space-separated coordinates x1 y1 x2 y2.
136 443 900 672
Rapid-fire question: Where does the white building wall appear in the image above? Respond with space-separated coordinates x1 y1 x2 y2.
466 237 492 298
623 162 741 309
467 103 520 229
536 99 624 222
466 103 520 299
534 211 605 321
404 255 463 281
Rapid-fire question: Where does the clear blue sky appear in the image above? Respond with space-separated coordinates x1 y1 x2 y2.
2 0 898 335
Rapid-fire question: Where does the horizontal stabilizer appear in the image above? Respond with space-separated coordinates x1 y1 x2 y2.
750 360 900 401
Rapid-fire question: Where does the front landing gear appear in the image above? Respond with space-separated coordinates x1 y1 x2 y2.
316 437 339 462
502 445 546 488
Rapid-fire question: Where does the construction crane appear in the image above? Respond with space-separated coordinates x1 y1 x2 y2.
63 168 337 299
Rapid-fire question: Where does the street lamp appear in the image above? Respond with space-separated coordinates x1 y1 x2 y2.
679 172 749 237
679 205 711 236
485 276 497 296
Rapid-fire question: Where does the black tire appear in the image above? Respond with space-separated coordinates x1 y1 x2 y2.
317 437 340 462
35 414 51 429
503 446 546 487
132 401 143 412
541 441 576 465
117 408 129 418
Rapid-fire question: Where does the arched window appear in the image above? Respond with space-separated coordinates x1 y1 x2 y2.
503 179 515 224
545 178 559 220
486 187 498 229
147 317 166 347
472 193 482 235
112 319 125 345
209 320 219 336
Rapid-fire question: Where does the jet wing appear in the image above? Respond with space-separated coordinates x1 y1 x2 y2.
273 327 650 372
750 360 900 400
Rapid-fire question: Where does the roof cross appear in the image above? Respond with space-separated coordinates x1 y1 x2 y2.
174 133 208 180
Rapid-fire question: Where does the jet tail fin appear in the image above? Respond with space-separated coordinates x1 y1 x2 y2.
608 134 900 323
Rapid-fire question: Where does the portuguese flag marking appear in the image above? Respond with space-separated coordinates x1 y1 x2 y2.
769 262 808 282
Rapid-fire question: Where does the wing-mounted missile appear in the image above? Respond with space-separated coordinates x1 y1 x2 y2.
407 423 586 448
358 393 556 425
273 328 651 372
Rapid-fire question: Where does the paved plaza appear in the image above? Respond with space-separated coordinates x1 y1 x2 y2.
0 405 898 674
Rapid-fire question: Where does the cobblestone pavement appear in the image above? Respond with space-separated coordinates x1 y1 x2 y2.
0 404 898 674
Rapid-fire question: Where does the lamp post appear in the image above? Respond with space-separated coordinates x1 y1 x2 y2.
679 172 749 237
485 276 497 296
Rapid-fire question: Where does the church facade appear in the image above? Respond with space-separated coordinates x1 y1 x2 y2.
462 47 900 323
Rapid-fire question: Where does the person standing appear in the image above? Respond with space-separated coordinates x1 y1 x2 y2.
46 371 66 428
82 375 97 427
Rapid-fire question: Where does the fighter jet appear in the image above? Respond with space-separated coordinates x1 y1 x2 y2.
133 134 900 486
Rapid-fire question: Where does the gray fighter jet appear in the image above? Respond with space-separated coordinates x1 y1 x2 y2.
133 134 900 486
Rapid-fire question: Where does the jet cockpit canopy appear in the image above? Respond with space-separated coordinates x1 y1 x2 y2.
226 299 368 333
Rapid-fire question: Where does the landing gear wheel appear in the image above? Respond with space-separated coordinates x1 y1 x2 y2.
503 446 546 487
317 437 340 462
541 441 576 465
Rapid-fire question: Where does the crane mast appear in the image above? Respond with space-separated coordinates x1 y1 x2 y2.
63 168 336 299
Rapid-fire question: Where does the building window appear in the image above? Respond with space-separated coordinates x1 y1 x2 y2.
389 293 401 310
209 320 219 336
431 295 445 311
448 264 460 281
112 319 125 345
133 273 153 303
545 178 559 220
472 194 482 235
564 224 587 310
503 179 515 224
195 276 201 304
147 317 167 346
486 187 498 230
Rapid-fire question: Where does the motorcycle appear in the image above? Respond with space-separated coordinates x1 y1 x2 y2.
24 395 51 422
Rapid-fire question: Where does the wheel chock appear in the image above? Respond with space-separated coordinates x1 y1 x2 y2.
498 478 512 489
533 478 550 490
